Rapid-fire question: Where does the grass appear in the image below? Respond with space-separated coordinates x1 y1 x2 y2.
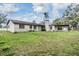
0 31 79 56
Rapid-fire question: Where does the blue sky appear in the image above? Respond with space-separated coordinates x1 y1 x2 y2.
0 3 70 23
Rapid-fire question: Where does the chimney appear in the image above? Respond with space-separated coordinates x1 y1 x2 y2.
44 12 50 31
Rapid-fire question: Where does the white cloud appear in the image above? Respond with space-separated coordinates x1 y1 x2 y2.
0 3 21 15
32 3 48 13
32 3 70 20
11 13 43 23
5 3 71 23
11 3 70 23
32 15 44 23
12 13 33 21
52 4 70 10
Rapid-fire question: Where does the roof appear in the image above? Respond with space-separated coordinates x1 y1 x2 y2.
50 24 69 27
7 20 69 27
53 24 69 26
7 20 44 26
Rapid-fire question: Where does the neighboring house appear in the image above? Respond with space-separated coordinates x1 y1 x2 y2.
7 20 69 32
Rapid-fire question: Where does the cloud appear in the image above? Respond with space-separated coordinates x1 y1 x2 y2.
32 3 70 20
11 3 70 23
11 13 43 23
12 13 33 21
0 3 21 15
32 3 48 13
4 3 71 23
52 3 70 19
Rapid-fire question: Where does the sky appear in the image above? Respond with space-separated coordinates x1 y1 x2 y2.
0 3 70 23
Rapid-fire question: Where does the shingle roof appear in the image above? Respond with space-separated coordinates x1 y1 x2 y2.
7 20 69 26
7 20 44 26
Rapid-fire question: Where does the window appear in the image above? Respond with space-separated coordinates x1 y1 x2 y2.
34 26 36 29
57 27 62 30
19 24 24 29
50 26 52 29
30 25 32 29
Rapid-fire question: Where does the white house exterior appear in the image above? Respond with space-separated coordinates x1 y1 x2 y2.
7 20 69 33
7 20 44 32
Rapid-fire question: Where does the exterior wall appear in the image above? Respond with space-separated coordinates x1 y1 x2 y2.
8 21 43 32
50 26 69 32
28 25 42 31
50 26 56 31
8 21 15 32
14 24 30 32
14 24 41 32
35 26 39 31
56 26 68 31
34 26 40 31
45 20 50 31
31 26 34 31
62 26 68 31
37 26 42 31
54 27 58 31
32 26 42 31
77 23 79 29
8 21 30 32
8 21 69 32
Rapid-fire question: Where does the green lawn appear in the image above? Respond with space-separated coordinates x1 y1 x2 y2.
0 31 79 56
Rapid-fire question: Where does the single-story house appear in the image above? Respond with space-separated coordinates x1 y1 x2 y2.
7 20 69 32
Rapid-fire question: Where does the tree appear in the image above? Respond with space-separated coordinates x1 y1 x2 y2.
64 4 78 18
0 14 7 24
0 14 7 28
44 12 49 18
52 3 79 30
53 18 62 25
0 4 21 28
63 3 79 28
